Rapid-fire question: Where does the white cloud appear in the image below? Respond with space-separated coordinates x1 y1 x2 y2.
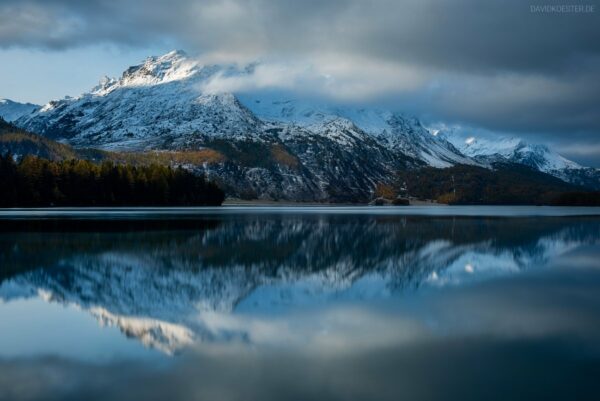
198 55 427 102
198 62 325 95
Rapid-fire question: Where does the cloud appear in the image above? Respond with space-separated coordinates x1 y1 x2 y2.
553 141 600 167
198 56 427 101
3 0 598 73
2 265 600 400
421 66 600 133
198 62 327 95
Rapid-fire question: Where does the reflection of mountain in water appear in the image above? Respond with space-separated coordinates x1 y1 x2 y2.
1 216 599 353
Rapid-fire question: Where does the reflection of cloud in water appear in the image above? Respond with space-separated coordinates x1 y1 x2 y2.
1 266 600 401
0 216 599 353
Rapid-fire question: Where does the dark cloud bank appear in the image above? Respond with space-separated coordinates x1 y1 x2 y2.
0 0 599 164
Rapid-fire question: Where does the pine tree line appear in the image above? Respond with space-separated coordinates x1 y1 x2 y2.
0 153 225 207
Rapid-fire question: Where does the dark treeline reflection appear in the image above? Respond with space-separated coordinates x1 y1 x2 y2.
0 215 598 330
1 215 598 283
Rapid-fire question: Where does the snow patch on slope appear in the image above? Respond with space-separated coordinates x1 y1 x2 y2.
239 94 474 167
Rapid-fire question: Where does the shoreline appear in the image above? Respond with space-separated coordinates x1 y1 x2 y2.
223 198 443 207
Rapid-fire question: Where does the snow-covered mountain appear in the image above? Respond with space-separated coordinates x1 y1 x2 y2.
445 133 600 189
19 51 264 149
13 51 476 201
16 50 464 164
0 98 39 122
13 50 600 197
239 95 475 168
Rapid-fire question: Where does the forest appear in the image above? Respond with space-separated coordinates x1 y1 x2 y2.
395 163 600 205
0 153 225 207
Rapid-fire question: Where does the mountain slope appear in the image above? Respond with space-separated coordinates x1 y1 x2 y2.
240 95 475 168
396 162 583 205
0 99 39 122
446 134 600 190
0 118 83 160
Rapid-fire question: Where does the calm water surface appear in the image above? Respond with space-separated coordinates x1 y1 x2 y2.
1 207 600 401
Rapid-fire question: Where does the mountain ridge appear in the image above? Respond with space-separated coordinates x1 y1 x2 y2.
7 50 600 199
0 98 39 122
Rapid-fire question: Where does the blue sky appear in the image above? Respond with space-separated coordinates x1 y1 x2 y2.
0 46 170 104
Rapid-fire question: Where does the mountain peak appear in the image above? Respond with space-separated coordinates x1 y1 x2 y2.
162 49 188 59
118 50 198 88
448 134 581 172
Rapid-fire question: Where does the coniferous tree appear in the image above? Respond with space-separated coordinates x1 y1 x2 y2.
0 154 225 207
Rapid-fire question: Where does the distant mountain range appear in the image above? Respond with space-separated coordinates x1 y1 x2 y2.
1 50 598 200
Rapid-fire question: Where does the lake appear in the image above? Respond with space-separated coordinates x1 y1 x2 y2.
1 206 600 401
